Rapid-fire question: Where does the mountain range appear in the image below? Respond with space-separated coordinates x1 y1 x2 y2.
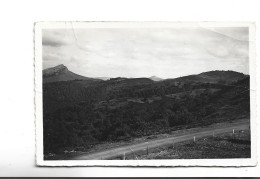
43 64 247 84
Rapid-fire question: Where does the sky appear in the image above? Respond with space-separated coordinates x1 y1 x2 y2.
42 26 249 79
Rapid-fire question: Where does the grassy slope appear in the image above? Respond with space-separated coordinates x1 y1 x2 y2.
45 118 249 160
135 129 250 159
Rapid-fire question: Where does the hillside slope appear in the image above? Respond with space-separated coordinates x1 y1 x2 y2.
42 68 249 155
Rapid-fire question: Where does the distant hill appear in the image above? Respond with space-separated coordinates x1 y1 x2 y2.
166 70 247 84
149 76 164 81
198 70 247 83
43 64 100 83
94 77 111 81
114 77 154 86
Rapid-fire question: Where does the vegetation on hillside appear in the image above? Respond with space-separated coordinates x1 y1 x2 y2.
43 70 250 155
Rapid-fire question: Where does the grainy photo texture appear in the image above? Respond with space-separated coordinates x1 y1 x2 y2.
35 22 256 166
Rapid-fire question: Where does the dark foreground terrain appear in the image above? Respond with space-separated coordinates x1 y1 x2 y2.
43 65 250 159
137 128 250 160
70 119 249 160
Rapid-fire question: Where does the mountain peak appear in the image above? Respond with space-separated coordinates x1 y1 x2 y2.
43 64 68 77
42 64 103 83
55 64 67 70
149 76 163 81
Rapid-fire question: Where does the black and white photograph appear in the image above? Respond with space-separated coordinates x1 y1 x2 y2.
35 22 256 166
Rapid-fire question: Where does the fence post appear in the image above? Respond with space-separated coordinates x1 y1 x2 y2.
193 136 196 142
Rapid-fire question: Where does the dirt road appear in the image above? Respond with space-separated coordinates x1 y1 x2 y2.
71 121 249 160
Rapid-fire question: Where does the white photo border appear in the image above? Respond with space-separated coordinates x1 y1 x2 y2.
35 21 257 167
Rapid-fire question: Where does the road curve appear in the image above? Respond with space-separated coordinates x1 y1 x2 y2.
70 121 249 160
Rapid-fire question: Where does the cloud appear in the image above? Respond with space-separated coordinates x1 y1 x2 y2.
43 52 62 61
42 38 66 47
42 27 249 78
208 27 249 42
42 30 71 47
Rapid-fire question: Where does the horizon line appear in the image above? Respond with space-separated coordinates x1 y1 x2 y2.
43 64 249 80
